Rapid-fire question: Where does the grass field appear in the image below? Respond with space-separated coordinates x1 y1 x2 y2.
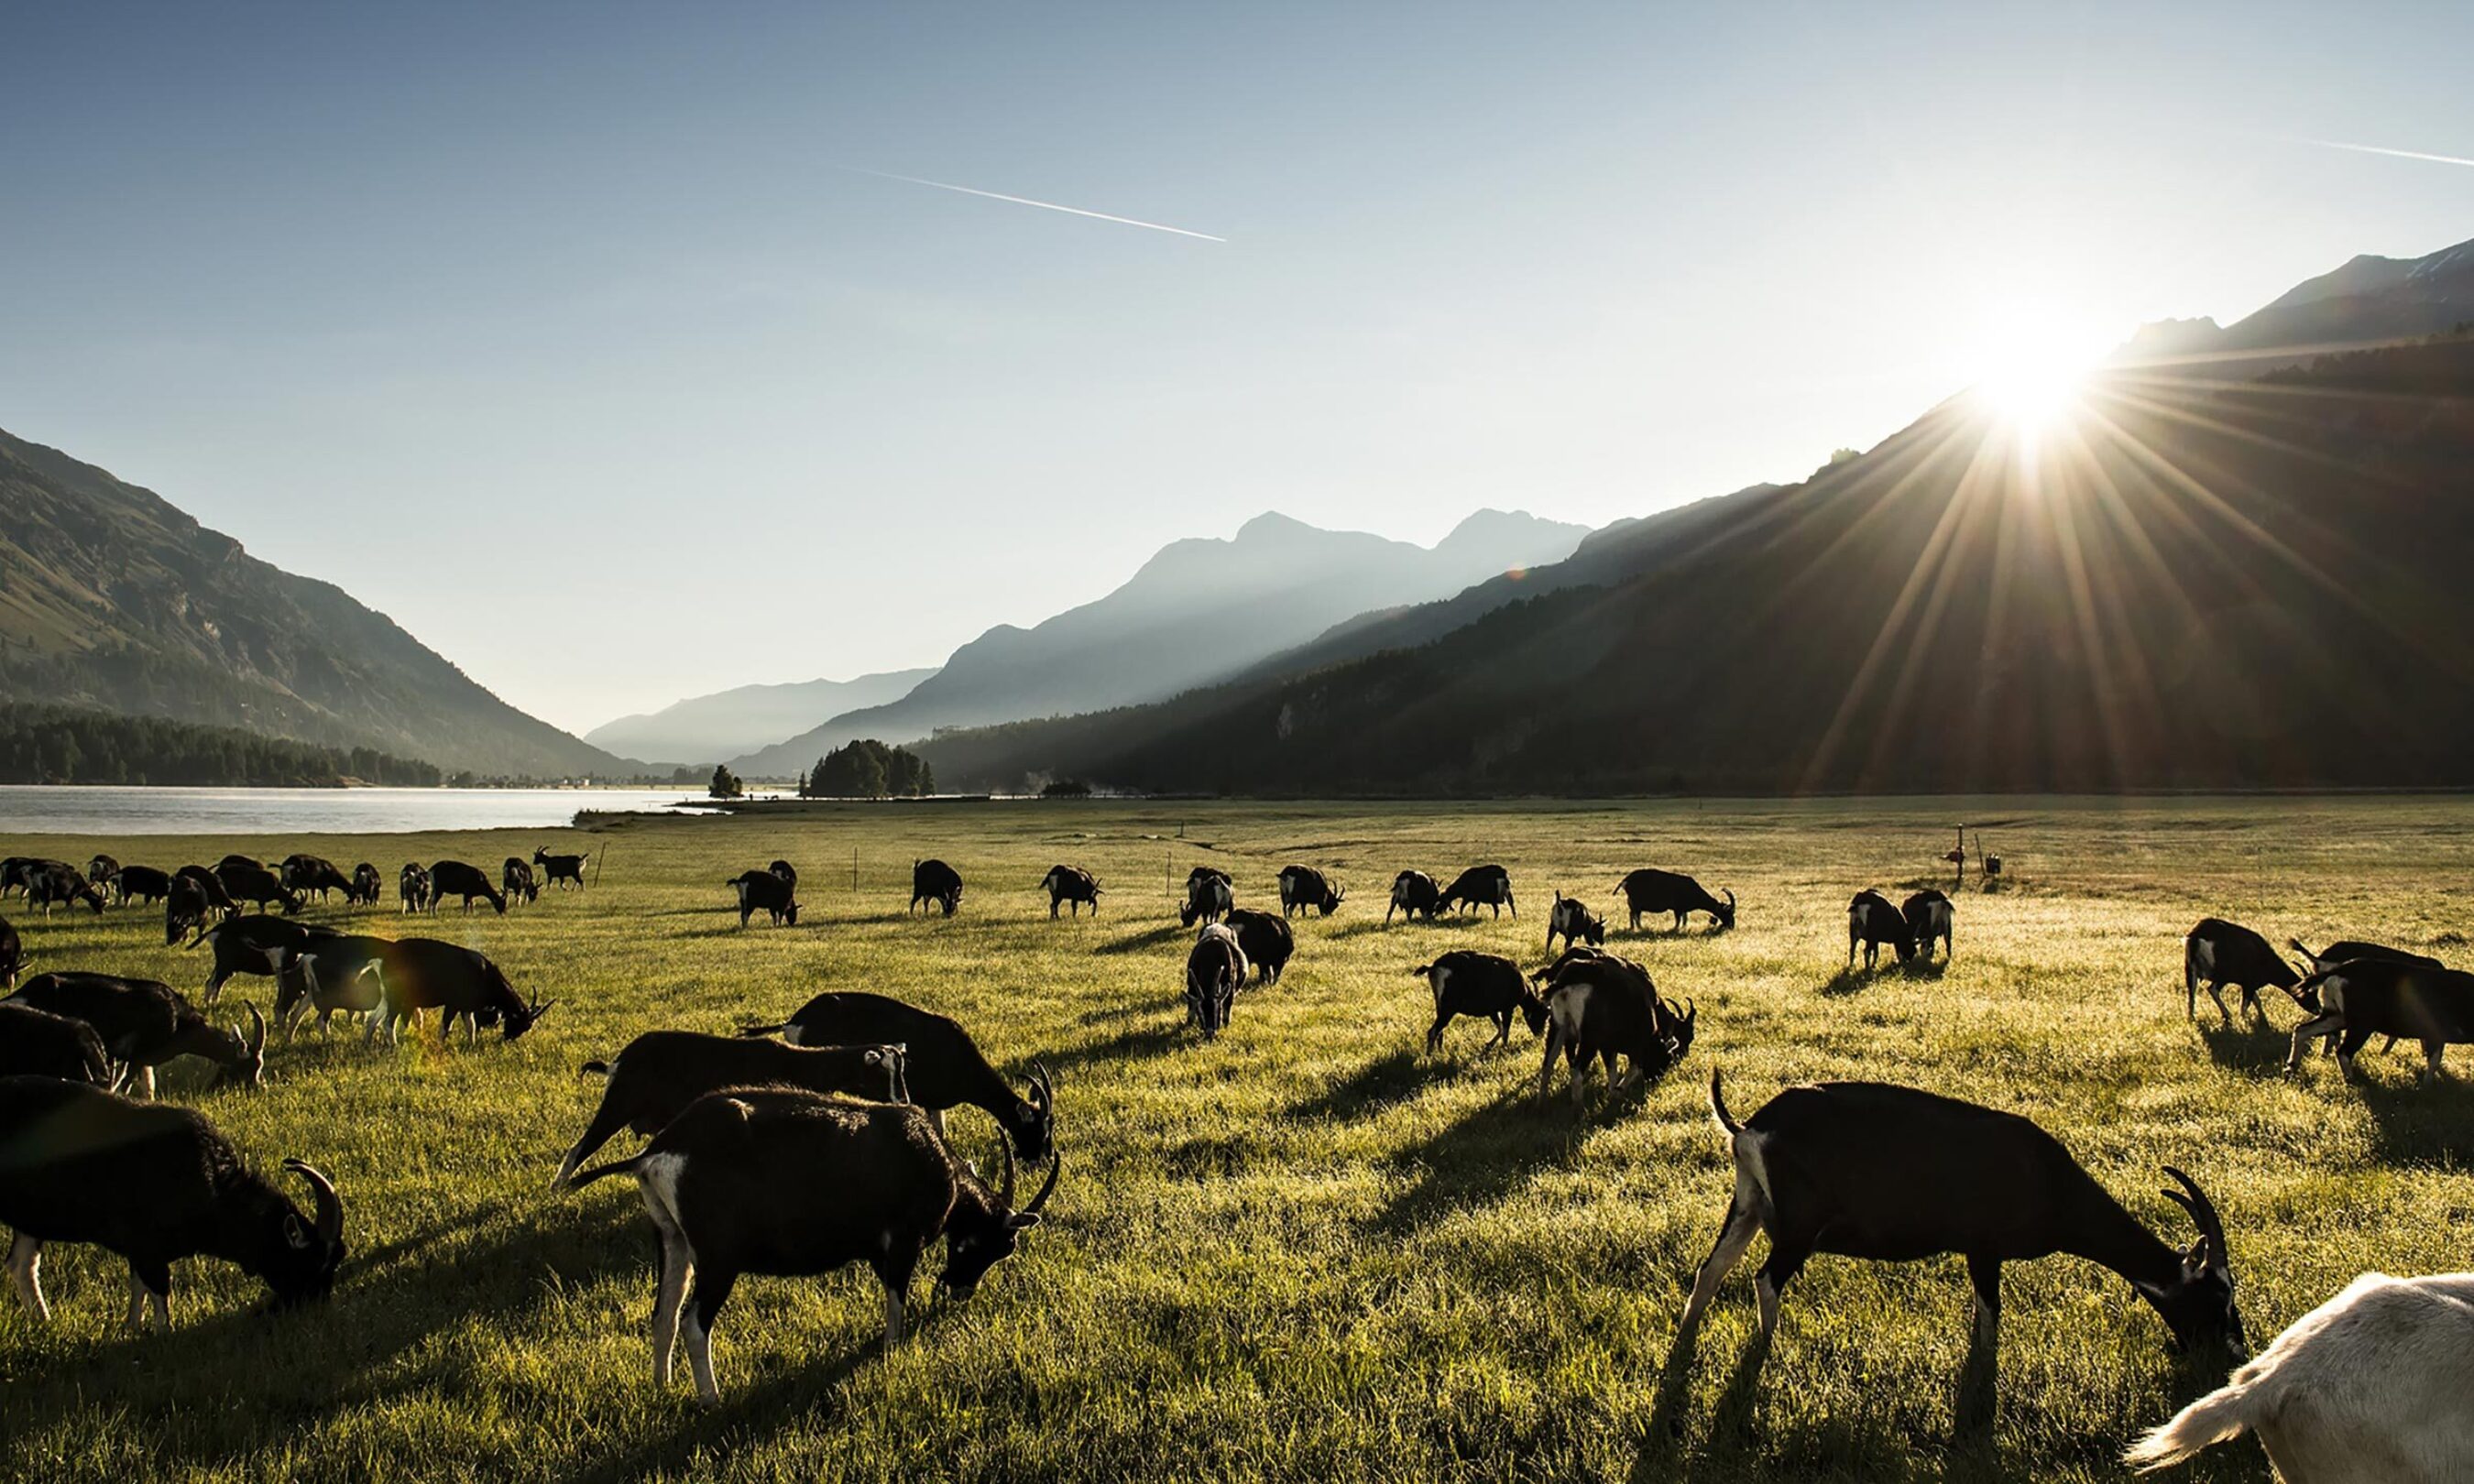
3 796 2470 1483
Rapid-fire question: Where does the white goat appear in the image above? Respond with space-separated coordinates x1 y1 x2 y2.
2126 1271 2474 1481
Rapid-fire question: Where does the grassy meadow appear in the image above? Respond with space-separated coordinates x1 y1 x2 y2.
3 796 2471 1482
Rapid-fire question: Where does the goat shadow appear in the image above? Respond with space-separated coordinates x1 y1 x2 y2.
2196 1015 2293 1075
1359 1074 1608 1237
1285 1047 1461 1123
1090 922 1189 955
1036 1017 1188 1078
2348 1064 2474 1165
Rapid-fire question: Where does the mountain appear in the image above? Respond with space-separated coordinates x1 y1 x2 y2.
2118 234 2474 373
0 428 629 777
916 328 2474 794
728 507 1588 776
584 668 936 766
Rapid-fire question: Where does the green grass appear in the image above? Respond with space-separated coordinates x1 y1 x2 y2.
3 796 2470 1482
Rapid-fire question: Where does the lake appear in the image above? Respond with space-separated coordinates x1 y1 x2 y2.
0 785 706 836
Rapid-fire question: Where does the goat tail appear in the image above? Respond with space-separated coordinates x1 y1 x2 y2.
2122 1375 2259 1471
564 1154 648 1192
1407 963 1435 979
1708 1068 1742 1136
579 1059 610 1077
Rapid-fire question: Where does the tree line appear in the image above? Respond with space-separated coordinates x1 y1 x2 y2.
796 738 934 798
0 704 443 786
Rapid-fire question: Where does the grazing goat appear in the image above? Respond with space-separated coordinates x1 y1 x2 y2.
0 915 22 990
2184 917 2298 1023
1278 865 1344 917
165 873 215 945
1680 1074 2246 1399
427 859 506 914
1180 867 1232 928
1222 907 1294 984
399 862 432 914
726 868 799 927
1412 950 1545 1054
2125 1270 2474 1481
1440 864 1516 919
0 1076 344 1324
361 938 548 1044
553 1032 909 1185
534 846 588 889
741 992 1056 1162
271 933 394 1039
115 865 171 907
910 858 963 916
1547 892 1605 952
1386 869 1444 924
279 853 352 902
85 855 120 897
346 862 383 906
502 857 539 906
1186 924 1247 1039
2286 937 2442 1057
0 857 65 898
768 859 796 889
1040 864 1102 918
5 973 265 1097
1902 889 1954 962
197 914 338 1003
28 864 104 918
1617 869 1737 933
2284 959 2474 1081
1848 889 1915 969
565 1086 1056 1402
215 859 300 916
0 1003 114 1085
1535 951 1695 1107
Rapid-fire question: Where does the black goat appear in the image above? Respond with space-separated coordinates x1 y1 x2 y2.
28 864 104 918
1179 867 1232 928
197 914 338 1003
1386 869 1444 924
362 938 548 1044
346 862 384 906
726 869 799 927
399 862 432 914
5 973 265 1097
1278 865 1344 917
2286 937 2442 1057
1412 950 1545 1054
1039 864 1102 918
1547 892 1606 952
270 933 394 1039
534 846 589 889
0 1076 344 1324
1536 950 1694 1106
279 853 353 902
741 991 1055 1162
565 1086 1056 1402
1440 864 1516 919
1186 923 1247 1038
85 855 120 898
552 1031 909 1185
215 859 300 915
2284 959 2474 1081
1848 889 1915 969
1617 869 1737 933
115 865 171 907
427 859 506 914
1223 907 1294 984
503 857 539 905
910 858 963 915
0 1003 113 1084
0 915 22 990
1680 1074 2246 1399
768 859 797 889
2184 918 2297 1023
1902 889 1954 962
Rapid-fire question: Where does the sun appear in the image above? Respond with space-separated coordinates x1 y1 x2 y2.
1967 300 2107 438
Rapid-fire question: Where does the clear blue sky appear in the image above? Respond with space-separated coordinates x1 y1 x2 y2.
4 2 2469 733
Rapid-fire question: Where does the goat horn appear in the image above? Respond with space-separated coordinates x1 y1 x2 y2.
1022 1147 1061 1217
283 1158 345 1246
1031 1059 1056 1112
245 1002 267 1055
994 1134 1018 1209
2161 1165 2229 1270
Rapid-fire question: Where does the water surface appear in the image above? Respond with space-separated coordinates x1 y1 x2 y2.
0 785 695 836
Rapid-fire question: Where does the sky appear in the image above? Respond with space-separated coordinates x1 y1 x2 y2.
4 2 2470 735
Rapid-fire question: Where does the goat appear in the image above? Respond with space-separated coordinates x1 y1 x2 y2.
0 857 68 898
1179 867 1232 928
2283 959 2474 1081
1411 950 1545 1054
1616 868 1737 933
1535 951 1694 1107
2287 937 2443 1056
215 859 300 916
1186 924 1247 1039
1848 889 1915 969
726 869 799 927
0 1076 344 1324
1222 907 1294 984
1039 864 1102 918
398 862 432 914
196 914 338 1003
346 862 383 906
534 846 588 889
0 1003 114 1085
2125 1270 2474 1481
768 859 796 890
1547 891 1606 953
910 858 963 916
85 855 120 900
427 859 506 914
553 1032 909 1186
1903 889 1954 962
740 992 1055 1162
1278 865 1344 918
502 857 539 905
564 1086 1056 1402
1386 869 1444 924
1680 1073 2246 1401
361 938 549 1044
1440 864 1516 919
0 915 22 990
165 873 215 946
279 853 352 902
2184 917 2297 1023
115 865 171 907
28 864 104 918
5 973 265 1097
270 933 394 1039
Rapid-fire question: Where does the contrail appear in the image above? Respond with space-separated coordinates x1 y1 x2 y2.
837 166 1225 242
2308 138 2474 169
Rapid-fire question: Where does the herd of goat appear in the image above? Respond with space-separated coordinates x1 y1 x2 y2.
0 842 2468 1479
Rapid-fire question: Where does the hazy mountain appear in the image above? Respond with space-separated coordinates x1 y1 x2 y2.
732 507 1587 774
918 328 2474 795
2118 233 2474 372
585 669 935 766
0 427 629 777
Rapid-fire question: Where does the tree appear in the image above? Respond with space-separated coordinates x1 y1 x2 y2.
809 738 931 798
709 764 743 799
794 768 810 798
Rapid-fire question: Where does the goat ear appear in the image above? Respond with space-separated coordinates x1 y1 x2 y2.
283 1213 312 1250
